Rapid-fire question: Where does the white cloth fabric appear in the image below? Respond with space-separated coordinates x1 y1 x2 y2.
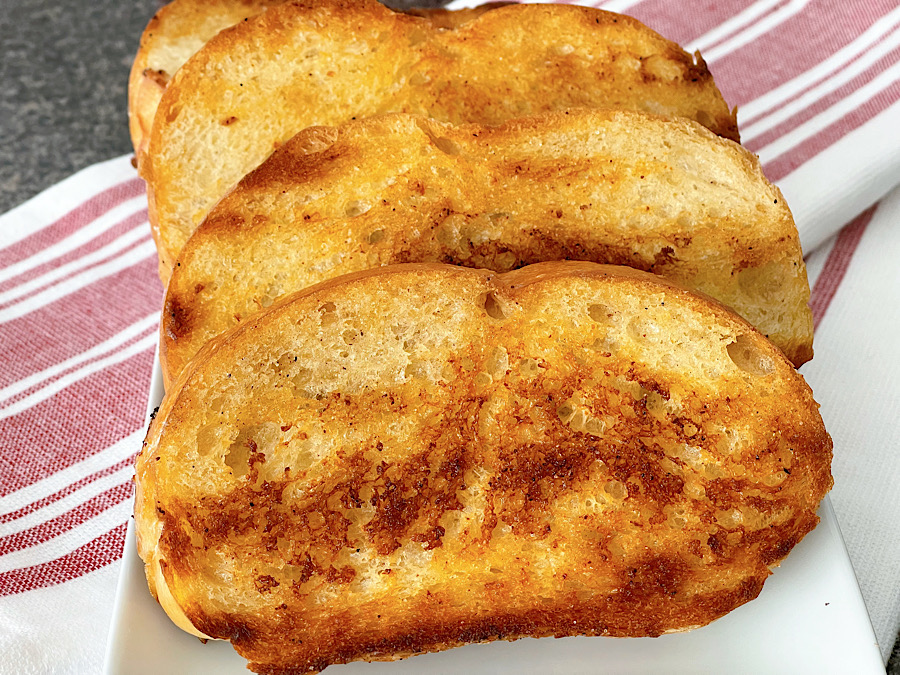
803 187 900 661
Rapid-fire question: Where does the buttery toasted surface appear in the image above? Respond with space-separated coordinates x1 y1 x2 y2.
162 110 811 387
129 0 278 160
137 262 832 674
127 0 506 160
142 0 739 279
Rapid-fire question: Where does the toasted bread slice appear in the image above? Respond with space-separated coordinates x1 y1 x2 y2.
142 0 739 280
137 261 832 673
162 110 811 388
127 0 507 160
129 0 279 160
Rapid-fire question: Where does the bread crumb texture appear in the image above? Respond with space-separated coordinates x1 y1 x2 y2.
137 262 831 674
143 0 738 277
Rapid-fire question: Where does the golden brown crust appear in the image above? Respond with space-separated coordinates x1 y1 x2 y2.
160 109 811 388
137 262 832 673
142 0 739 281
127 0 506 165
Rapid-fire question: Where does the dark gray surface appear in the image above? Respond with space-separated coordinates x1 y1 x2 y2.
0 0 159 214
1 0 898 671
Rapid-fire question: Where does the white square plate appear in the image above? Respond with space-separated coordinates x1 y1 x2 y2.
104 359 884 674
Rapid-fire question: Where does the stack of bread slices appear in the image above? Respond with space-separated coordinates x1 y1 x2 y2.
131 1 832 673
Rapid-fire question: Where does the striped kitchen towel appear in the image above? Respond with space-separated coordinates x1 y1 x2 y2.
1 1 899 672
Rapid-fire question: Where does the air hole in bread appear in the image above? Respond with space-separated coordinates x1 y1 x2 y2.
291 367 312 391
726 335 774 376
344 200 370 218
669 515 688 529
604 479 627 500
225 436 252 479
584 416 606 437
440 362 456 382
591 336 618 353
587 303 615 324
404 361 424 379
318 302 338 327
474 372 493 390
367 229 385 244
715 508 743 529
484 346 508 378
196 423 219 456
556 402 575 424
645 390 670 419
432 137 462 155
517 358 541 377
482 293 505 320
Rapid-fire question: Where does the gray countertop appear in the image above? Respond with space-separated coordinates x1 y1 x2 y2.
0 0 158 213
2 0 898 670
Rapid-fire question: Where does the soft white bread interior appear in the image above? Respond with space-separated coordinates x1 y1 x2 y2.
137 261 832 674
141 0 739 280
161 109 811 388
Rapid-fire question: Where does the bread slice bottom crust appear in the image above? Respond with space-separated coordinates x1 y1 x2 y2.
136 262 832 674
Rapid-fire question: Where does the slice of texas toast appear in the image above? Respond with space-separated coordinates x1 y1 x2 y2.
127 0 507 160
137 261 832 673
161 110 811 388
142 0 739 280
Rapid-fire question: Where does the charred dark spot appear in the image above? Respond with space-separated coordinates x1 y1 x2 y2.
365 446 466 555
488 440 598 535
650 246 676 271
254 575 279 593
759 527 805 566
621 555 687 600
412 525 446 550
705 478 749 509
366 477 420 555
157 512 193 577
324 565 356 584
289 552 318 584
607 441 684 506
191 611 256 645
163 295 192 341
